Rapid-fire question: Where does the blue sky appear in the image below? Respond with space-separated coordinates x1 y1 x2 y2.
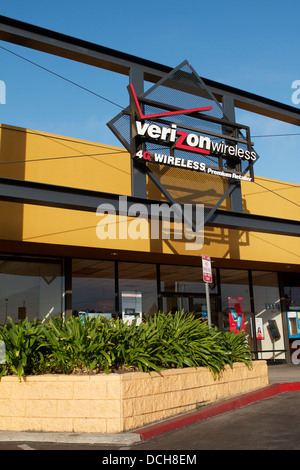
0 0 299 183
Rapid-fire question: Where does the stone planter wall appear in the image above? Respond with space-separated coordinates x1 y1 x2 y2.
0 361 268 433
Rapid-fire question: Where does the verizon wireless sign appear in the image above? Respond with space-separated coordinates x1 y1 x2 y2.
134 149 252 181
129 82 257 182
135 121 257 163
134 120 256 182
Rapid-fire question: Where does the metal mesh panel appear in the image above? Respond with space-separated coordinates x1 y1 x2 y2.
144 62 224 120
143 103 223 136
147 161 230 208
108 112 131 151
146 140 220 168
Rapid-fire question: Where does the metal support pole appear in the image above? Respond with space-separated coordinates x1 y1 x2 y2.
64 258 72 319
205 282 212 327
222 95 243 213
4 299 8 324
129 67 147 199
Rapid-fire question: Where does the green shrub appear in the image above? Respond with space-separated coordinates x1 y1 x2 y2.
0 317 44 378
0 312 252 379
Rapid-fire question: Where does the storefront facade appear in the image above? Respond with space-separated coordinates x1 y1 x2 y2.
0 16 299 365
0 252 299 363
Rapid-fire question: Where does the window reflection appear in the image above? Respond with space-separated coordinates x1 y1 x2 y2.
72 259 115 315
219 269 251 335
0 258 63 324
118 262 157 318
252 271 284 361
160 265 217 294
283 273 300 310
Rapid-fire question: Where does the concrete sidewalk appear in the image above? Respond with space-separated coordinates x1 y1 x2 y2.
0 364 299 446
0 429 141 445
267 364 300 384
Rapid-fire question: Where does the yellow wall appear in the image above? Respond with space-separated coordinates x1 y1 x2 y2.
0 124 131 195
0 124 299 268
241 177 300 221
0 199 298 267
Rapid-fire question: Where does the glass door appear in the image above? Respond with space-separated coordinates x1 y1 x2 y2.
162 294 218 321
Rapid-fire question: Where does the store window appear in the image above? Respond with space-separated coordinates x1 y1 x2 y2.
283 273 300 311
282 272 300 360
0 257 63 324
160 264 217 318
251 271 285 362
72 259 115 316
219 269 251 336
118 262 157 319
160 265 215 294
161 295 217 317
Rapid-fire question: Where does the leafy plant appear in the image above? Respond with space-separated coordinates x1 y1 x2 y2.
219 330 252 367
0 312 252 379
0 317 44 378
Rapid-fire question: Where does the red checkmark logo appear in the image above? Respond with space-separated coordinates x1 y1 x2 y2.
129 83 213 120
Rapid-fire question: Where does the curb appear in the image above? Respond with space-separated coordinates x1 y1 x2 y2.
0 430 141 445
133 382 300 441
